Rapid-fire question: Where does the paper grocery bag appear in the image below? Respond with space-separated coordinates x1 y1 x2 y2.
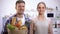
7 28 28 34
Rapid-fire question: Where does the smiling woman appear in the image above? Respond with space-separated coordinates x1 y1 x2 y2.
30 2 53 34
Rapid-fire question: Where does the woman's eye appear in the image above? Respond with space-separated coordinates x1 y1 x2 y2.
38 7 41 9
42 7 45 9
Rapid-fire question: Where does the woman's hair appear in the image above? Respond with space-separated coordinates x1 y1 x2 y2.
37 2 46 8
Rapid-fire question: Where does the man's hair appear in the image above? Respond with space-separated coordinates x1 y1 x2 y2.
16 0 25 5
37 2 46 8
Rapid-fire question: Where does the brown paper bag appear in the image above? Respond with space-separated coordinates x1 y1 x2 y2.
7 28 28 34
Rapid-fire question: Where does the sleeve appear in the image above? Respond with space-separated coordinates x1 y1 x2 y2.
25 19 31 34
3 18 12 34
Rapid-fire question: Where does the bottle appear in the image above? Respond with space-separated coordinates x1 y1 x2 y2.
11 17 16 26
55 21 57 28
56 6 58 10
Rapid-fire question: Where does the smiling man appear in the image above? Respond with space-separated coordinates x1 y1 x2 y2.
3 0 31 34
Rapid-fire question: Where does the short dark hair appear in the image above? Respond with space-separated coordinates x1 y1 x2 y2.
37 2 46 8
16 0 25 5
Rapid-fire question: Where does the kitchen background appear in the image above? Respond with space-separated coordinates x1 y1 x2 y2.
0 0 60 34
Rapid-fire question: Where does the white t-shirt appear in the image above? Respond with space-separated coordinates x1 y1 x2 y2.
17 15 25 26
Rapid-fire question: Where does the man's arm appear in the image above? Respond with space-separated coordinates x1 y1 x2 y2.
3 18 12 34
3 20 9 34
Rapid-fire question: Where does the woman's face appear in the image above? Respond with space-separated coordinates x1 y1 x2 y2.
37 4 46 15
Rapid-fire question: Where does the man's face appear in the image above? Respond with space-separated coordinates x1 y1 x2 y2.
16 3 25 15
37 4 46 15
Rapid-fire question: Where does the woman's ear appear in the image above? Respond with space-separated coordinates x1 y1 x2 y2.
15 6 17 9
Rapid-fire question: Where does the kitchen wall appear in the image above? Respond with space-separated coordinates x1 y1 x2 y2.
0 0 60 34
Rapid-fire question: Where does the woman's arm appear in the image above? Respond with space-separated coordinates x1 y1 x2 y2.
30 20 36 34
30 22 33 34
48 21 53 34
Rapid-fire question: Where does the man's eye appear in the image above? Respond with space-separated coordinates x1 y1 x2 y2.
18 6 21 7
22 6 24 7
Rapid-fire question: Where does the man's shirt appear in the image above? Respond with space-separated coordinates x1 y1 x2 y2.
3 14 31 34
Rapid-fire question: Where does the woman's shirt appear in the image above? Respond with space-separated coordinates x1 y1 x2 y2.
33 17 49 34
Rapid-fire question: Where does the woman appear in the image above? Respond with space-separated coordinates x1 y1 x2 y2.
30 2 53 34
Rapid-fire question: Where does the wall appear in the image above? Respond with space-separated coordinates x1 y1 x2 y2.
0 0 60 34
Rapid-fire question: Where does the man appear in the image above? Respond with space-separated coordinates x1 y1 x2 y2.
3 0 31 34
